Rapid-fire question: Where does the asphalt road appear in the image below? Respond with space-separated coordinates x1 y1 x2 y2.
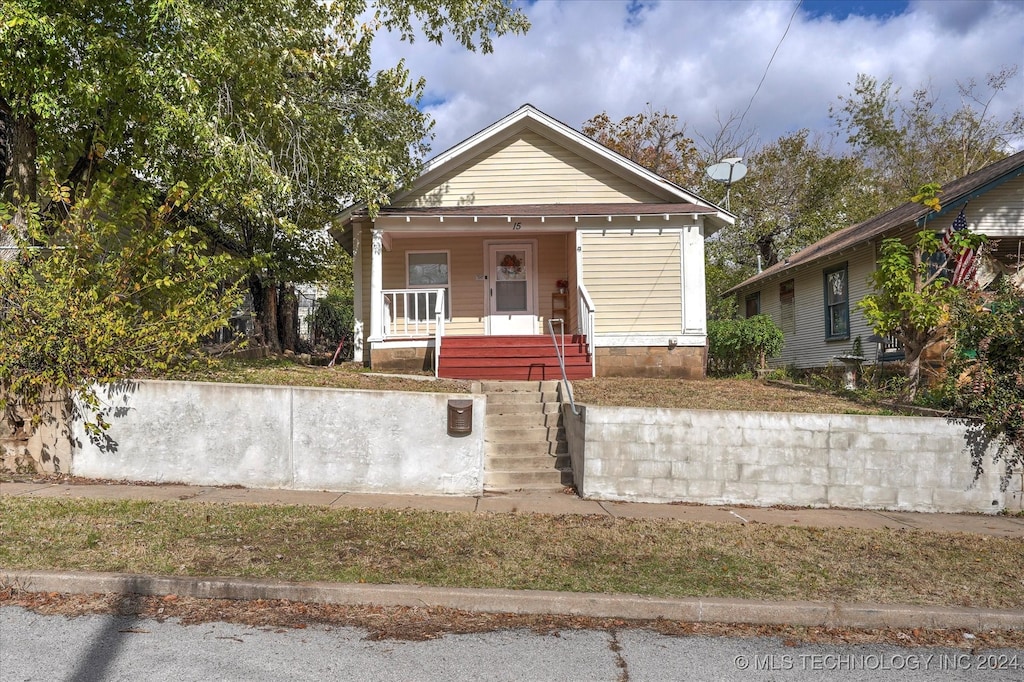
3 607 1023 681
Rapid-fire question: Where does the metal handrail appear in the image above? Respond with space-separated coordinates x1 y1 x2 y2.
577 283 596 378
547 318 579 416
433 288 444 378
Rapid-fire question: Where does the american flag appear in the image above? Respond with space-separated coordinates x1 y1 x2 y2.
942 208 978 288
940 208 967 256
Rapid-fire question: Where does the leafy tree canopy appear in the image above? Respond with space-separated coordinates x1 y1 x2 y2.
830 69 1024 204
1 0 530 355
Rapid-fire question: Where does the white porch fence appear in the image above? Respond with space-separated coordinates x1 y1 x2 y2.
381 288 446 339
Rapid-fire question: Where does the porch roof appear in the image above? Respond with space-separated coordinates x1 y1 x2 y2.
365 202 716 220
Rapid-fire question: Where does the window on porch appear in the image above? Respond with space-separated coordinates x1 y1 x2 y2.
407 251 450 320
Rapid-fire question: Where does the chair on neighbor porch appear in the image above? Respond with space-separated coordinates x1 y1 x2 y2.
868 333 905 385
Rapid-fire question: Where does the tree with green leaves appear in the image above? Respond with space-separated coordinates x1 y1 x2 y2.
702 130 880 319
943 279 1024 490
709 129 880 272
0 171 242 438
581 105 705 190
831 69 1024 205
1 0 530 349
0 1 529 444
858 191 987 401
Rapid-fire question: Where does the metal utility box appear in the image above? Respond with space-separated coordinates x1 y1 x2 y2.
447 399 473 436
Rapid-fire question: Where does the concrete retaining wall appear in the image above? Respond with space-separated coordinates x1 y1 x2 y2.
564 405 1008 513
72 380 485 495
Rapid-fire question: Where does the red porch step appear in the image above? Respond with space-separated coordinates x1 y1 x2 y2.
438 335 592 381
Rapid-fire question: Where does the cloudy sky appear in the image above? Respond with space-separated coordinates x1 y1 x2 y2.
370 0 1024 159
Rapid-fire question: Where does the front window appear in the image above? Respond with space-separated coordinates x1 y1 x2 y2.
407 251 450 320
744 292 760 318
779 279 795 335
823 263 849 340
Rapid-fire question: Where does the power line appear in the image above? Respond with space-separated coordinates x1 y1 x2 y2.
737 0 803 133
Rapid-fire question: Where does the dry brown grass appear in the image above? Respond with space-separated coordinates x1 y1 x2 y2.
573 377 884 413
5 590 1023 648
168 359 882 414
2 498 1020 609
166 358 472 394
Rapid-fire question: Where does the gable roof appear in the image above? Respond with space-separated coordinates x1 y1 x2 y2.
338 104 734 233
724 149 1024 296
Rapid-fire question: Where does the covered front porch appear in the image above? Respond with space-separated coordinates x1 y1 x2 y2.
348 206 597 379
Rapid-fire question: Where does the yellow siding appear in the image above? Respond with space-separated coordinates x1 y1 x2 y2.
364 233 571 337
398 131 661 207
581 231 682 334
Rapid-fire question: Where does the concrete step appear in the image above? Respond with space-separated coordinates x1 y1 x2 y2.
485 413 563 429
485 391 561 405
485 441 568 457
483 468 574 490
486 426 566 443
485 402 560 416
479 381 561 394
483 454 569 472
484 453 571 470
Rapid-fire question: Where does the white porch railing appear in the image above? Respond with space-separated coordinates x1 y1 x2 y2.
578 283 596 376
381 288 446 339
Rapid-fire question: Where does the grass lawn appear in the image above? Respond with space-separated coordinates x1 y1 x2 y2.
2 497 1020 609
166 358 883 414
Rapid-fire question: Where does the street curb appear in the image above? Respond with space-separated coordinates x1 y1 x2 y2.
3 569 1021 631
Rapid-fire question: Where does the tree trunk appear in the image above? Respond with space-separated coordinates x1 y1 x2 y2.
277 284 298 353
249 275 282 353
903 345 923 402
1 111 38 262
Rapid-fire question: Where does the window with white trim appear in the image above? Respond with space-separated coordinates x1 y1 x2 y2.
823 263 849 340
406 251 450 320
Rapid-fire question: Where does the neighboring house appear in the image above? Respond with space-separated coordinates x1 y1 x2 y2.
724 150 1024 369
334 105 733 380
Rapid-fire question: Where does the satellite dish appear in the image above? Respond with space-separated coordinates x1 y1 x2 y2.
706 160 747 184
705 158 747 210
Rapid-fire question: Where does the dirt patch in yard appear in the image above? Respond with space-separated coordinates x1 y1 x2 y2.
572 377 886 414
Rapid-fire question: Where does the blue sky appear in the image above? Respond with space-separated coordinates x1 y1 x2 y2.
801 1 910 20
369 0 1024 157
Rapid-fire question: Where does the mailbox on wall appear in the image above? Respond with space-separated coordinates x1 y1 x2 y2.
447 399 472 436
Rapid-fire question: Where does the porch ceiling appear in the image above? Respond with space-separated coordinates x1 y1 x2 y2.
334 202 725 250
373 202 720 231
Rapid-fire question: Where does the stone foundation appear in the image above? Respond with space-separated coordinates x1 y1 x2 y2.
371 346 435 374
595 346 705 379
0 393 73 475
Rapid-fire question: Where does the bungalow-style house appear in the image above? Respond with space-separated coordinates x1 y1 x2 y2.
335 105 734 380
724 149 1024 369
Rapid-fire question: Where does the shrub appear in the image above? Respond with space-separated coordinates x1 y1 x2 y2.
309 289 353 349
708 315 784 376
943 282 1024 489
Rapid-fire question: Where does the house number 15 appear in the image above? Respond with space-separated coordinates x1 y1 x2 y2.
512 222 522 230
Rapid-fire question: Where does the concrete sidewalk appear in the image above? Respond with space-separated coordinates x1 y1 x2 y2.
3 479 1023 537
4 479 1023 632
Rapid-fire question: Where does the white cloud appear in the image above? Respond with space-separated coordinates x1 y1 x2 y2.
369 0 1024 158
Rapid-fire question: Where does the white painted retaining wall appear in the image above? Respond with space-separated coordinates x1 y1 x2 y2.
564 405 1009 513
72 381 486 495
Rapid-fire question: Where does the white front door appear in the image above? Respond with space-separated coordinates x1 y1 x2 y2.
487 242 536 335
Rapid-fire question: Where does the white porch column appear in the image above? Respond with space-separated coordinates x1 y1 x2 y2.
351 226 364 358
681 221 707 335
368 228 384 342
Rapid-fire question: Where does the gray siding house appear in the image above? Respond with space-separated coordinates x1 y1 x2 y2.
725 150 1024 368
